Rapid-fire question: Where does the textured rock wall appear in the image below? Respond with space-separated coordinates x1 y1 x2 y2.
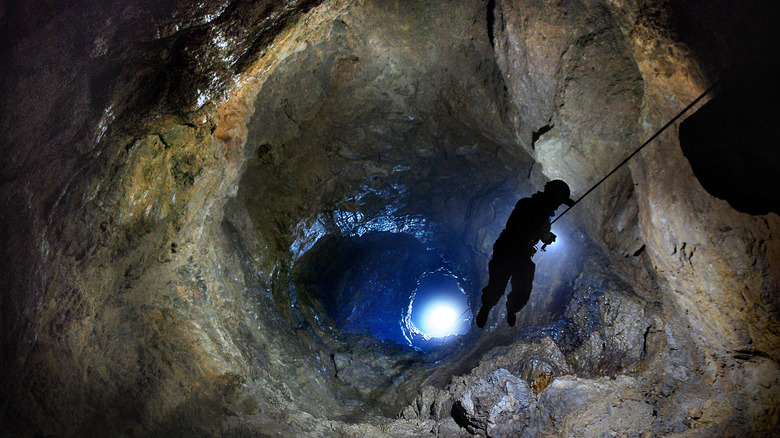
486 0 780 435
488 0 780 350
484 0 780 434
0 0 345 435
1 0 778 436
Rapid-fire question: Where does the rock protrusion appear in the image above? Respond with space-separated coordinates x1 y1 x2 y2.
452 369 535 437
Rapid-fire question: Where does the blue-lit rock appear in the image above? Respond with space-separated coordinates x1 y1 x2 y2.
294 232 472 349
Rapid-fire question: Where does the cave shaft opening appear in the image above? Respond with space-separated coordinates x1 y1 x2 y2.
1 0 779 436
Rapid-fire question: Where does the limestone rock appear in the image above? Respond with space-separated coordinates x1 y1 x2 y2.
384 418 437 437
402 385 450 421
537 375 654 437
453 368 536 437
435 417 470 438
1 0 779 436
460 337 572 390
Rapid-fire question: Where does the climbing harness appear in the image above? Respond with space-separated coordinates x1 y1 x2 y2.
550 78 722 225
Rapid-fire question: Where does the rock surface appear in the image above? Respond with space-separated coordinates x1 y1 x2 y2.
1 0 778 436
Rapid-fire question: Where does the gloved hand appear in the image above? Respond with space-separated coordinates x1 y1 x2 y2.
540 233 556 251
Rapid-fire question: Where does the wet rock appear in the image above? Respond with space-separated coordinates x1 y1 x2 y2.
568 332 605 374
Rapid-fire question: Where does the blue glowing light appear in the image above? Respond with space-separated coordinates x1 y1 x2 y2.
538 226 565 254
403 271 471 348
418 299 462 338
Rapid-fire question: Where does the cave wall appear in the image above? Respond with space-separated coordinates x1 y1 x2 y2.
486 0 780 366
491 2 780 432
0 1 350 434
487 1 780 434
1 0 778 436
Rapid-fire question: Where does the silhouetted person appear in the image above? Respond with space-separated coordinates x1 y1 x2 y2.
476 180 574 328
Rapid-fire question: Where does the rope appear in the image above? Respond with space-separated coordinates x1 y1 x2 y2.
449 76 723 330
453 307 471 326
550 78 722 225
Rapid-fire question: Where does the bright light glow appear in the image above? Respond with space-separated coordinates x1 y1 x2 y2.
546 233 562 248
403 271 471 348
537 226 566 255
422 303 459 338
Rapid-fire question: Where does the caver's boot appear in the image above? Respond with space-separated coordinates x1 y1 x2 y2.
476 305 491 328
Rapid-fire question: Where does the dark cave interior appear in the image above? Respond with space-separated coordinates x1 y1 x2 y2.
1 0 779 436
680 68 780 216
